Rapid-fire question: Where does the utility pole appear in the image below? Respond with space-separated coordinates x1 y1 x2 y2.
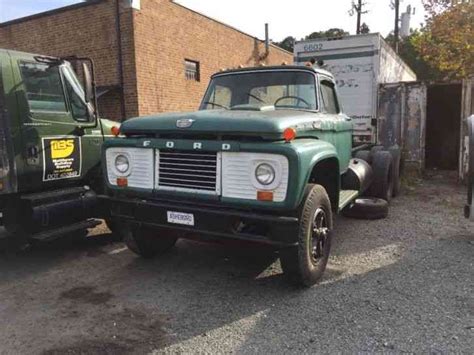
356 0 362 34
393 0 401 53
349 0 368 34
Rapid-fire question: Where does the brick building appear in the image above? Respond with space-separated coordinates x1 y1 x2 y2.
0 0 292 121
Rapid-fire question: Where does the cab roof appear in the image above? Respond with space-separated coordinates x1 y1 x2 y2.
212 65 335 80
0 48 60 61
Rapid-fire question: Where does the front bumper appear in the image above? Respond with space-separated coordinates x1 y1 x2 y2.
100 195 299 247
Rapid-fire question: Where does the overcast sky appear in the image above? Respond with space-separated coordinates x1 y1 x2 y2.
0 0 426 41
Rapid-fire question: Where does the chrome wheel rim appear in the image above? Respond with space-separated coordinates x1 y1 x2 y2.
311 208 329 264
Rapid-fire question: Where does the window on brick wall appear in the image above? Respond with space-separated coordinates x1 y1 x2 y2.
185 59 200 81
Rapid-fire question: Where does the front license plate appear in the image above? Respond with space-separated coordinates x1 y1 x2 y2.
167 211 195 226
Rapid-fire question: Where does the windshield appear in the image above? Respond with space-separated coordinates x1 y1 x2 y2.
200 71 318 111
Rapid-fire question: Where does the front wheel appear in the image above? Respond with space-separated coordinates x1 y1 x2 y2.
280 184 333 287
124 224 177 259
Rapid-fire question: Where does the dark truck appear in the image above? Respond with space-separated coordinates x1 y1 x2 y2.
0 49 119 245
102 65 401 287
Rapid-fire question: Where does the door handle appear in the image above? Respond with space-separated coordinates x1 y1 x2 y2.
27 145 39 158
26 145 40 165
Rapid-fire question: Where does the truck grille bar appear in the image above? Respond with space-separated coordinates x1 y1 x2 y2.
157 150 219 193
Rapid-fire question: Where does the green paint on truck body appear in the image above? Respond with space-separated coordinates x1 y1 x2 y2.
106 66 353 211
0 48 117 195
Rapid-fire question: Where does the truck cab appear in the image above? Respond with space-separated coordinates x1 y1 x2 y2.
103 65 396 286
0 49 118 244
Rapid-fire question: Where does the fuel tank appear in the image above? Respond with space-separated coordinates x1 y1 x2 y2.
341 158 373 194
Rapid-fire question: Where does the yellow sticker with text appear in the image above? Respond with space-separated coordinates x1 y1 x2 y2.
50 139 75 159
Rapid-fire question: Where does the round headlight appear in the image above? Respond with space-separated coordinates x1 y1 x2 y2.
115 154 130 174
255 163 275 185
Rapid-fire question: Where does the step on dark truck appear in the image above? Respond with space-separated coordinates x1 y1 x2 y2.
0 49 119 246
102 65 401 287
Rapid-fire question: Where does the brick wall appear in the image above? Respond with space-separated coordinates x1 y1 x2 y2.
0 0 136 121
0 0 292 120
98 89 123 120
132 0 292 115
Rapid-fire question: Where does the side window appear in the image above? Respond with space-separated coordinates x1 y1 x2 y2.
19 62 67 113
320 80 340 114
62 65 88 120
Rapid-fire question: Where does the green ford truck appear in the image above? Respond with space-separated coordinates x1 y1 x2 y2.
0 49 119 245
102 65 399 286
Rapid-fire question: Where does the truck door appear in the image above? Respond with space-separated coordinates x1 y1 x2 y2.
11 53 100 191
318 76 352 171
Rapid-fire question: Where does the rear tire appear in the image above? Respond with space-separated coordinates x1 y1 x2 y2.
370 145 384 156
280 184 333 287
355 150 371 164
124 224 177 259
367 151 394 202
342 198 388 220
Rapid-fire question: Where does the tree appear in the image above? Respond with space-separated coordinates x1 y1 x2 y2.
422 0 452 15
386 31 442 81
275 36 295 53
360 22 370 34
305 28 349 40
413 1 473 80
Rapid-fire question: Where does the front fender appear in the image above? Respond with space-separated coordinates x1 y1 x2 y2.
290 139 339 208
100 118 121 138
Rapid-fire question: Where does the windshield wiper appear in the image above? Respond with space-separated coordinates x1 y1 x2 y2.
202 101 229 110
246 93 264 103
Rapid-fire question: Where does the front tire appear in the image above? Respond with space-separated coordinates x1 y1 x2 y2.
280 184 333 287
124 224 177 259
105 218 124 241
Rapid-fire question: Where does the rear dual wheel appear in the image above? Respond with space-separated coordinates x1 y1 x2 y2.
280 184 333 287
367 151 394 202
356 147 401 200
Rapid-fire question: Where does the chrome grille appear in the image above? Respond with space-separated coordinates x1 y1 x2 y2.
157 150 219 193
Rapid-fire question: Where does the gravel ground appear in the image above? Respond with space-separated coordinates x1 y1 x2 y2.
0 173 473 354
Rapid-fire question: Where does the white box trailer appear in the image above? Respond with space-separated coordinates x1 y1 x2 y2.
294 33 417 144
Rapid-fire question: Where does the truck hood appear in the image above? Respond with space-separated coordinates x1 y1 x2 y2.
120 109 326 140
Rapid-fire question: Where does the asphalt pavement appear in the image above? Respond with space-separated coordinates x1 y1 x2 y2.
0 173 472 354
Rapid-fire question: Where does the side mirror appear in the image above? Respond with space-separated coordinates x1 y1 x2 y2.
82 62 93 103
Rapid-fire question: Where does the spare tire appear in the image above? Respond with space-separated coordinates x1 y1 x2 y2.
342 198 388 220
367 151 394 202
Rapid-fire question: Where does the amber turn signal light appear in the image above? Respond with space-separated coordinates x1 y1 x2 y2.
257 191 274 201
111 126 121 136
283 127 296 142
116 177 128 187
